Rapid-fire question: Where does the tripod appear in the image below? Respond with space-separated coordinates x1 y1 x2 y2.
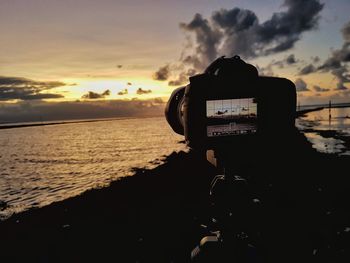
191 148 262 262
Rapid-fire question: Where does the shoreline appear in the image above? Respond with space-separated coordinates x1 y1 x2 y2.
1 131 350 262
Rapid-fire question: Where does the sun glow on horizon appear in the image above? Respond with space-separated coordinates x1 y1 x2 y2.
51 77 177 101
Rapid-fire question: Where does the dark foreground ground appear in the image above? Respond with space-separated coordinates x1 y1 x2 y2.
1 130 350 262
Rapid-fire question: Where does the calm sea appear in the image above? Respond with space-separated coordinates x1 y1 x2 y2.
0 117 186 220
1 109 349 220
297 107 350 155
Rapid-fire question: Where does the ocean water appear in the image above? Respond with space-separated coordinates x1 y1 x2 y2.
297 107 350 155
2 109 349 220
0 117 186 220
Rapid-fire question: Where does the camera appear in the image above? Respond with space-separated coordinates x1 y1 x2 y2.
165 56 296 150
165 56 297 262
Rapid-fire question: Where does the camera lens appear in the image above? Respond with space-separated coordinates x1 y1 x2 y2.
165 86 186 135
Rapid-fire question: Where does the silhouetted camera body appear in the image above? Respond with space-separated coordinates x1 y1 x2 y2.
165 56 296 150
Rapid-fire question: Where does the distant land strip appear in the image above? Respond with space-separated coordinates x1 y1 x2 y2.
0 116 161 130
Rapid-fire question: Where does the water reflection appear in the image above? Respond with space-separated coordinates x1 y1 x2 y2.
297 107 350 155
0 117 187 220
303 132 346 154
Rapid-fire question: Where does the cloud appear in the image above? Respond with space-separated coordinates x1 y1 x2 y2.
0 76 68 101
286 54 297 64
256 54 299 76
331 67 350 83
271 60 285 69
178 0 323 72
298 64 317 75
117 65 123 68
256 64 275 77
342 21 350 41
157 0 323 84
0 99 166 123
127 82 132 86
153 65 170 81
255 0 323 54
298 89 350 105
168 68 196 86
0 88 64 101
136 88 152 95
180 13 223 69
295 78 309 92
274 54 299 68
0 76 67 89
117 89 128 95
335 82 348 91
317 21 350 90
318 57 342 71
311 56 320 63
81 89 111 99
313 85 329 92
102 90 110 96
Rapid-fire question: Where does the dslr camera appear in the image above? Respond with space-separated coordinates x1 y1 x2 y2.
165 56 297 262
165 55 296 152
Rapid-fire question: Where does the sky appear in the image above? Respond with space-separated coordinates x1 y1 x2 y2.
0 0 350 122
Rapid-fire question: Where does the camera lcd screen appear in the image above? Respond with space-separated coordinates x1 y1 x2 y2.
206 98 257 137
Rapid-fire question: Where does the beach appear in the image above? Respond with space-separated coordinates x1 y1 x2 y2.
1 127 350 262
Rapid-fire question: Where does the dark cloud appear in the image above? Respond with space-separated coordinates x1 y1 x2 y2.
0 76 67 89
286 54 297 64
81 90 111 99
256 0 323 54
257 54 299 76
153 65 170 81
117 89 128 95
318 57 342 71
272 60 284 69
335 82 348 91
311 56 320 63
180 13 223 69
117 65 123 68
332 67 350 83
0 76 68 101
317 21 350 91
168 73 187 86
127 82 132 86
0 99 166 123
102 90 110 96
178 0 323 72
136 88 152 95
158 0 323 84
295 78 309 92
0 88 64 101
342 21 350 41
313 85 329 92
299 64 317 75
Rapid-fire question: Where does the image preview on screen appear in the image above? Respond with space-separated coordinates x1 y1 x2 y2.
206 98 257 137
